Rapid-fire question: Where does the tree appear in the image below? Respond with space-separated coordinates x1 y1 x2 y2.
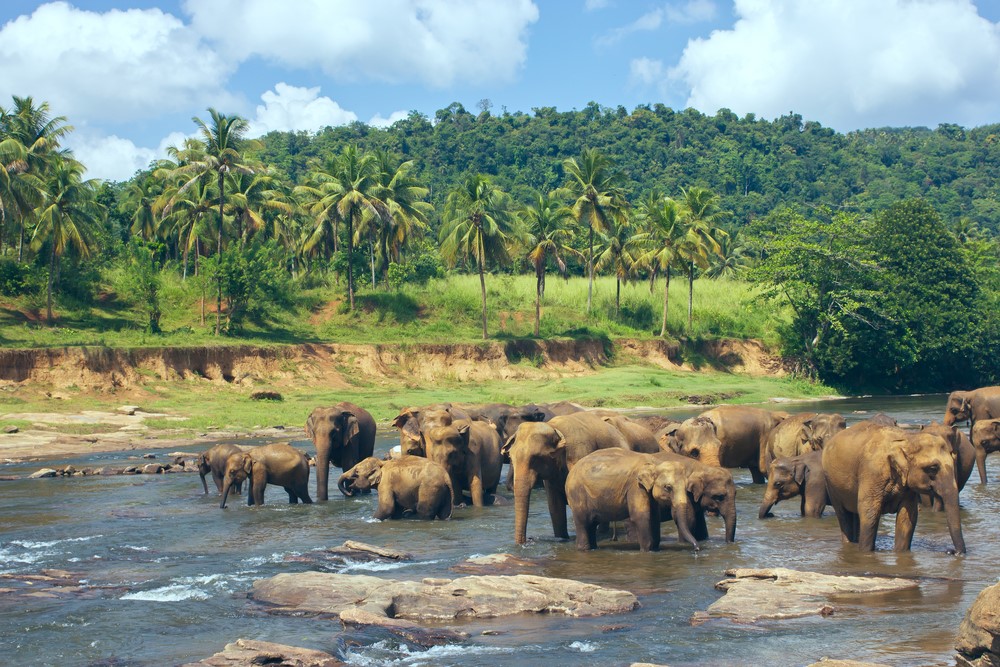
169 109 252 334
705 229 752 279
678 186 727 332
371 149 432 285
522 189 577 336
634 193 685 336
30 156 102 322
121 176 159 242
440 173 519 339
594 216 638 318
225 169 292 248
563 148 627 314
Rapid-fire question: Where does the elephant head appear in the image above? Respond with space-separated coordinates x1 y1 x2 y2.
687 466 737 542
495 404 549 442
759 457 808 519
197 452 212 494
424 423 472 496
637 460 699 549
306 405 361 500
220 452 252 509
338 457 384 497
807 413 847 448
662 417 724 468
971 418 1000 450
502 422 567 545
393 408 455 456
889 431 965 554
944 391 972 426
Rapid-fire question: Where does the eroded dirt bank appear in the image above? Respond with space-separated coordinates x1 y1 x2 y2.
0 338 788 392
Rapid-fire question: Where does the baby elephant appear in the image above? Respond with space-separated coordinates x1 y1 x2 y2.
198 443 244 495
220 443 312 508
758 450 828 519
339 456 453 520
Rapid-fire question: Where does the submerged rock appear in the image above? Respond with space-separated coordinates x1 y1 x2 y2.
28 468 57 479
251 571 638 624
326 540 412 561
450 553 541 575
956 582 1000 667
694 568 917 624
182 639 343 667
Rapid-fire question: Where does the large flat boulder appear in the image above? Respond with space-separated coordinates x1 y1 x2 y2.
956 582 1000 667
182 639 342 667
251 571 638 623
694 568 918 624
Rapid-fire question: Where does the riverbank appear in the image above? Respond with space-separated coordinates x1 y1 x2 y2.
0 337 834 462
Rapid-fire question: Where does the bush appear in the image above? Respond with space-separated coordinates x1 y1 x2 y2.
0 259 32 296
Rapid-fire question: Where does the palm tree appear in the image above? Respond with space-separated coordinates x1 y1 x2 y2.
634 193 685 337
440 174 519 340
371 149 432 285
705 229 751 279
679 186 727 332
294 145 380 309
563 148 627 314
225 169 292 248
160 175 215 280
121 177 159 241
169 109 252 334
522 189 578 336
30 156 102 322
0 134 42 256
594 216 638 318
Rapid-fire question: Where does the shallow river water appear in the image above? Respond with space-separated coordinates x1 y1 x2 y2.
1 395 997 666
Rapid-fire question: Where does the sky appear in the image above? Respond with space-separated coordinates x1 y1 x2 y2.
3 0 1000 182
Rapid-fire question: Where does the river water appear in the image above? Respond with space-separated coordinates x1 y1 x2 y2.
0 395 995 666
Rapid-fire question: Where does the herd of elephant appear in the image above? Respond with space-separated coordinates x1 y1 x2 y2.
197 386 1000 555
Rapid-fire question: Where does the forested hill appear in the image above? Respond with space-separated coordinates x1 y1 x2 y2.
253 102 1000 232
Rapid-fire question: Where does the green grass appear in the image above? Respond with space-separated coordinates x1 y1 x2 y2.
0 272 786 349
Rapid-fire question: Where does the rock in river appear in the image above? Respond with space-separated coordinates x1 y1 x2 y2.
251 571 638 624
693 568 918 624
956 582 1000 667
182 639 342 667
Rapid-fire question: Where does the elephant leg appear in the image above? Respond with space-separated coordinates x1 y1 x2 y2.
469 472 485 507
373 498 394 521
285 487 298 504
213 471 225 494
894 496 918 552
827 494 856 543
802 482 826 518
749 465 766 484
316 454 330 502
297 481 313 504
975 445 988 484
627 492 658 552
436 490 452 520
574 514 594 550
543 480 570 539
857 501 882 552
691 508 709 542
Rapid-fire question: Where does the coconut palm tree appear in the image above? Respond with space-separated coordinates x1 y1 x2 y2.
440 173 519 340
30 155 102 322
120 176 159 242
371 149 432 285
634 192 685 337
562 148 627 314
679 186 728 332
594 216 638 318
705 229 751 279
522 189 578 336
225 168 293 248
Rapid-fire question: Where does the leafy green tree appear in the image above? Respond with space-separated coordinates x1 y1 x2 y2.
121 176 159 242
563 148 627 314
30 156 103 322
119 241 162 333
705 229 752 279
522 189 578 336
225 169 292 248
440 173 519 339
634 193 685 336
679 186 727 332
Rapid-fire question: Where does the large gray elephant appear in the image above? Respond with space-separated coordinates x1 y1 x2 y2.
944 387 1000 428
392 404 469 454
220 443 312 508
457 402 550 441
759 412 846 472
198 443 244 495
672 405 787 483
338 456 453 520
823 422 965 553
422 420 503 506
970 418 1000 484
306 402 376 501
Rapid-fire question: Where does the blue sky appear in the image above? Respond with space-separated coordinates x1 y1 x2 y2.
3 0 1000 181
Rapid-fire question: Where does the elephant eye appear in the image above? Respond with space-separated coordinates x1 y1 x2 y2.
713 494 727 502
689 447 700 458
925 464 940 477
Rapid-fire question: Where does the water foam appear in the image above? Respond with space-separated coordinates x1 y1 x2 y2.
342 640 515 665
569 641 598 652
121 584 211 602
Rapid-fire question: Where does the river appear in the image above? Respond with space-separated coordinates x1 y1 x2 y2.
0 395 994 666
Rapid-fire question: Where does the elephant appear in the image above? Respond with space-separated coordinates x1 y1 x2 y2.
456 403 550 441
665 452 738 543
822 422 965 553
917 422 974 508
392 404 469 454
969 418 1000 484
565 449 698 551
602 415 661 453
659 416 722 459
760 412 846 472
306 402 376 501
758 450 828 519
198 443 244 495
338 456 453 520
944 386 1000 428
628 414 682 436
668 405 787 482
502 411 632 545
422 419 503 506
220 443 312 509
540 401 586 416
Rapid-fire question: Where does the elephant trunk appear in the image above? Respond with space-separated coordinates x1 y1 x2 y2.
672 501 700 550
758 484 779 519
513 465 536 545
698 448 723 469
200 470 209 495
723 498 737 543
338 472 354 497
220 479 233 509
938 481 966 554
315 446 330 502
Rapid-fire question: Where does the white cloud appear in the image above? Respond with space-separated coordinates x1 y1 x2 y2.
247 83 358 137
630 58 667 86
665 0 717 24
66 130 192 182
184 0 539 87
0 2 235 124
369 110 410 128
668 0 1000 130
599 1 716 46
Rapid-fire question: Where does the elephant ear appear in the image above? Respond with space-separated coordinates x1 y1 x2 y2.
367 460 384 486
792 460 808 486
887 438 912 486
391 409 413 430
687 471 707 503
552 428 567 450
342 412 360 443
456 422 472 444
305 412 317 439
636 463 658 492
242 455 253 476
500 433 517 459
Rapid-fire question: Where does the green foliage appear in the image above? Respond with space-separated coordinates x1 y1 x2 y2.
116 242 162 333
0 258 35 296
205 242 292 333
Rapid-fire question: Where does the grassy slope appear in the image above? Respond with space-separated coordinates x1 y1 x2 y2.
0 273 783 348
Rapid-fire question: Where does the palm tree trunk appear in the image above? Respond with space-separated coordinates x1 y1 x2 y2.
660 266 671 337
687 260 694 333
535 269 542 337
346 215 355 310
368 227 376 289
182 240 189 280
17 222 24 262
586 224 594 314
615 277 621 317
216 174 224 336
478 236 488 340
46 241 56 324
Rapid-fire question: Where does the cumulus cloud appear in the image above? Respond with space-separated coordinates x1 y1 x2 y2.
585 0 612 10
66 130 192 182
0 2 235 124
184 0 539 87
247 83 358 137
667 0 1000 130
599 1 717 46
369 110 410 128
630 58 667 86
